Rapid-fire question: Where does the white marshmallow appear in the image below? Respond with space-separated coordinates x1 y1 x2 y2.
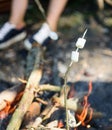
71 51 79 62
76 38 86 49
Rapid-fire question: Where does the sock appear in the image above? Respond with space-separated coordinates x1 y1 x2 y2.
33 23 51 45
33 22 58 45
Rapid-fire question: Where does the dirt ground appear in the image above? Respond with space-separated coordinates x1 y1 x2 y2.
0 1 112 129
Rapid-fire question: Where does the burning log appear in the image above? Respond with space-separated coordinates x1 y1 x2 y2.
6 47 43 130
1 76 103 130
0 82 62 122
52 94 103 119
0 83 25 112
0 83 61 117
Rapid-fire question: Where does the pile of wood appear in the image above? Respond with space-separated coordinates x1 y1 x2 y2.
0 47 104 130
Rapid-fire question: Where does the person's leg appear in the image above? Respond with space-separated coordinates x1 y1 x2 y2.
0 0 28 49
9 0 28 29
47 0 68 31
24 0 68 50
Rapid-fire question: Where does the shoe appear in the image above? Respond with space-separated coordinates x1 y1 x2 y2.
24 23 58 50
0 22 27 49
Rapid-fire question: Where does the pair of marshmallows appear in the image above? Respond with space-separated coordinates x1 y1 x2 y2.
71 29 87 62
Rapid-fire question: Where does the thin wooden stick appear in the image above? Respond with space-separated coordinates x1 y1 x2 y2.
38 84 61 92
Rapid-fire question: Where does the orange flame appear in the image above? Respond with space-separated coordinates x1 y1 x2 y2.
76 81 93 127
57 119 64 128
0 91 23 119
0 100 11 119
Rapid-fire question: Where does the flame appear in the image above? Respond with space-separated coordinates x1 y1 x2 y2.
0 100 11 119
57 119 64 128
76 81 93 127
0 91 23 119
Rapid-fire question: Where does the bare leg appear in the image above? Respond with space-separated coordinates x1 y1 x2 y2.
9 0 28 29
46 0 68 31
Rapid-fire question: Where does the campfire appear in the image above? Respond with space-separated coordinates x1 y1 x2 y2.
0 31 110 130
0 79 94 130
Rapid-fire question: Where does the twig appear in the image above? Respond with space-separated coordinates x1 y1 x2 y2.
38 84 61 92
34 0 46 20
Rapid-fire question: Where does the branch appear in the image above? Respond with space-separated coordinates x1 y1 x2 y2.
6 47 43 130
104 0 112 6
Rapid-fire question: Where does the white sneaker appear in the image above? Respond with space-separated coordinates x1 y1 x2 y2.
0 22 27 49
24 23 58 50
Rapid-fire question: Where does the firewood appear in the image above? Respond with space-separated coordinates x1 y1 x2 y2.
0 83 61 112
6 47 43 130
21 101 41 129
52 96 104 119
38 84 61 92
0 83 25 111
31 101 56 128
32 89 68 128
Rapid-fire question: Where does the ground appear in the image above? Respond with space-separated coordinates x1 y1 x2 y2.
0 1 112 129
